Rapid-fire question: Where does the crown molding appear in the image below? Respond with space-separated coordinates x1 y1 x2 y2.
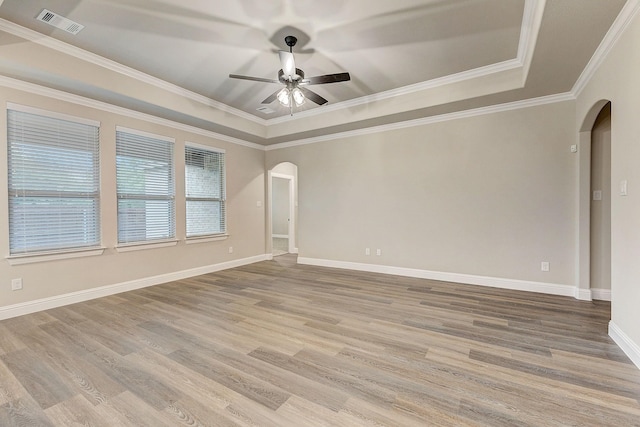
572 0 640 97
0 75 265 150
1 72 575 153
517 0 546 83
1 71 576 154
0 18 265 126
266 59 523 126
265 92 575 151
267 0 543 126
0 1 548 134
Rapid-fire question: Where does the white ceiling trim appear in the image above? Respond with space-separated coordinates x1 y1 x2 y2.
0 75 265 150
0 71 576 153
0 0 543 128
0 18 265 126
266 58 522 126
267 0 544 126
265 92 576 151
517 0 546 83
572 0 640 97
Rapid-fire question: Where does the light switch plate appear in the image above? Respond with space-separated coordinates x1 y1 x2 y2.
620 180 628 196
593 190 602 201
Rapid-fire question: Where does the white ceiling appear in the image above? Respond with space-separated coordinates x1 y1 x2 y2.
0 0 628 145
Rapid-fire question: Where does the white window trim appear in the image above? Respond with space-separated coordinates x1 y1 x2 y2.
115 125 174 143
6 247 106 266
185 234 229 244
8 103 102 256
7 102 100 127
184 142 227 238
116 127 176 245
115 239 178 253
185 141 225 154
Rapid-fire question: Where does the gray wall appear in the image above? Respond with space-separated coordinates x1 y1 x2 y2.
0 86 266 311
272 177 290 236
267 101 577 286
577 7 640 362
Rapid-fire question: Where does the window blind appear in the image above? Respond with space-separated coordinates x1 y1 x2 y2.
7 107 101 254
116 128 175 244
185 145 226 237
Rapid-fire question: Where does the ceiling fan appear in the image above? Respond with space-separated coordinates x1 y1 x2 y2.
229 35 351 115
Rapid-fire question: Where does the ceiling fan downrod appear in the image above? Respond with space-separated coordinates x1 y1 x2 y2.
284 35 297 53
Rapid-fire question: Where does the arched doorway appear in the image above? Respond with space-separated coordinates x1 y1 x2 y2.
268 162 298 257
590 103 611 300
577 100 612 301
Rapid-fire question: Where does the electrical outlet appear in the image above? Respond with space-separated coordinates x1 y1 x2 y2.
365 248 370 256
376 249 382 256
11 278 22 291
228 246 233 254
541 262 550 272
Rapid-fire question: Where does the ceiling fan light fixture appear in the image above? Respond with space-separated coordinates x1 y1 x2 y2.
292 88 305 106
229 34 349 115
277 88 291 106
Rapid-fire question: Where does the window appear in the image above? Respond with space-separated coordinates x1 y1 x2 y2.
185 144 226 237
116 127 175 244
7 104 100 255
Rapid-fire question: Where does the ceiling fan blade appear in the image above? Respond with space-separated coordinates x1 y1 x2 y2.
261 90 280 104
229 74 280 84
302 72 351 85
299 87 328 105
278 51 296 79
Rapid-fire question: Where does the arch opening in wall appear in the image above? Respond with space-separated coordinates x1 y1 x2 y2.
577 100 612 302
268 162 298 257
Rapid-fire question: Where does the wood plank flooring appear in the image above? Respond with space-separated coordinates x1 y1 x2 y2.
1 254 639 426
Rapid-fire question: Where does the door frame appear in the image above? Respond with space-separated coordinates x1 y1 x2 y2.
269 172 296 254
577 99 612 301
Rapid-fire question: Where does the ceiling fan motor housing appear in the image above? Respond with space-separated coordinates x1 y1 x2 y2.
278 68 304 84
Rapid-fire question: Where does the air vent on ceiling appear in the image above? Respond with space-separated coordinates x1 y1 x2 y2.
36 9 84 35
256 106 275 114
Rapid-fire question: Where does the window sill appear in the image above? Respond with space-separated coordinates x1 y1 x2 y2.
6 247 106 265
116 240 178 253
185 234 229 245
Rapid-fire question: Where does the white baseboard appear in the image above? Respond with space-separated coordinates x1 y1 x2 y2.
609 321 640 370
0 254 269 321
574 288 592 301
591 288 612 301
297 257 576 297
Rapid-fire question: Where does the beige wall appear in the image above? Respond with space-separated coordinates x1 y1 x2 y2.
266 101 577 286
0 86 266 310
576 8 640 357
272 177 290 236
590 106 611 291
1 4 638 367
271 162 298 250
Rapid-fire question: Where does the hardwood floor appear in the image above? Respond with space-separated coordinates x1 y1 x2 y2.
1 254 639 426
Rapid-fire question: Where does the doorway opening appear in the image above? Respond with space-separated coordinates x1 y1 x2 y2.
269 162 298 257
590 102 611 300
577 100 612 302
